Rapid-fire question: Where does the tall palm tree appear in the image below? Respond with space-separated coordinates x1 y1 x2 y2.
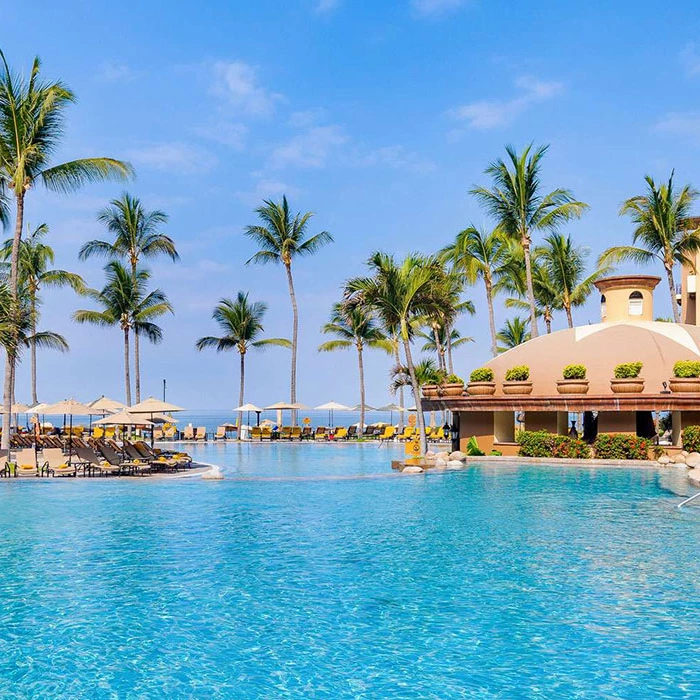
79 193 178 402
470 144 587 339
244 196 333 423
417 327 473 374
391 357 441 392
440 225 508 357
0 223 83 403
0 51 132 447
345 252 447 455
73 263 170 405
497 316 531 352
599 173 700 322
318 303 392 433
537 232 610 328
196 292 291 429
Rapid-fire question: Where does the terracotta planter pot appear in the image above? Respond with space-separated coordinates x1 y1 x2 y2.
421 384 439 398
610 378 644 394
669 377 700 393
467 381 496 396
502 380 533 395
439 383 465 397
556 379 589 395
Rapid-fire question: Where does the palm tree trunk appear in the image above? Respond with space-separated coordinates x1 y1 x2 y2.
433 325 445 372
285 263 298 425
446 327 454 375
522 237 539 338
124 328 132 406
402 322 427 455
30 293 38 405
394 341 405 431
545 310 552 334
666 264 680 323
2 194 26 450
565 303 574 328
357 342 365 435
485 277 498 357
134 331 141 404
238 351 245 436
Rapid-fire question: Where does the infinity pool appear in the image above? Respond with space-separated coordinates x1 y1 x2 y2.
1 444 699 698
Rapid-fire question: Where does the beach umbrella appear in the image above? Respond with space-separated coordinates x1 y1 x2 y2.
89 395 128 413
264 401 309 427
42 399 97 464
233 403 264 428
376 402 406 424
315 401 351 427
130 396 184 445
93 410 155 426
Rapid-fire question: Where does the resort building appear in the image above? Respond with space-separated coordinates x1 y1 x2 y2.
425 273 700 455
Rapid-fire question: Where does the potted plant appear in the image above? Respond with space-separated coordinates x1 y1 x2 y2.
556 364 589 395
421 368 444 399
421 382 439 398
439 373 465 397
502 365 533 395
467 367 496 396
610 361 644 393
670 360 700 393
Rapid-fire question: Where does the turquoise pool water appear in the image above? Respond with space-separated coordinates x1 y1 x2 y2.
1 444 699 698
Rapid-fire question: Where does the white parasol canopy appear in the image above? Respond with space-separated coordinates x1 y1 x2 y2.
233 403 264 412
94 410 155 426
130 396 184 413
89 395 128 414
41 399 95 416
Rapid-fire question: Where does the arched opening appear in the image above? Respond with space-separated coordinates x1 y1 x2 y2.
628 291 643 316
600 294 607 319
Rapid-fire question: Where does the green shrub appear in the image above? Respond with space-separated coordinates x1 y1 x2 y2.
562 364 586 380
517 430 591 459
443 374 464 385
505 365 530 382
613 362 643 379
465 436 485 456
673 360 700 378
593 434 651 460
469 367 494 382
682 425 700 452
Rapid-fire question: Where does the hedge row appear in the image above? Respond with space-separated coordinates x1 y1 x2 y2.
517 431 651 460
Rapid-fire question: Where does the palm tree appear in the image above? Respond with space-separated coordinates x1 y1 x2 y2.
391 357 441 392
417 326 473 374
244 196 333 423
470 144 588 338
497 316 531 352
440 226 508 357
345 252 448 455
599 173 700 322
196 292 291 428
73 263 170 405
0 51 132 447
318 303 392 433
537 232 610 328
0 223 83 403
79 194 178 402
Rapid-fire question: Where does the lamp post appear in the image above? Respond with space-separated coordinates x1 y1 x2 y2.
162 379 167 402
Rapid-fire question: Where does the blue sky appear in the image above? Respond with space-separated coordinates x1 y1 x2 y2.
3 0 700 408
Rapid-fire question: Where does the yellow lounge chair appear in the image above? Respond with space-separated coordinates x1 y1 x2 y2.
279 426 292 440
183 426 195 440
290 426 302 440
314 427 327 440
195 427 207 441
261 426 272 440
250 426 262 440
214 426 226 440
163 425 177 439
12 448 38 477
42 448 77 477
334 427 348 440
379 426 396 441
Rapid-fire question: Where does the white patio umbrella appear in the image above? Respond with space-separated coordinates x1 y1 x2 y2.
130 397 185 445
233 403 264 427
376 402 406 424
93 410 155 427
350 403 377 412
42 399 97 464
315 401 351 427
89 395 127 414
265 401 309 427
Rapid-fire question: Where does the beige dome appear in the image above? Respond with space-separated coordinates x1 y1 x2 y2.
484 321 700 395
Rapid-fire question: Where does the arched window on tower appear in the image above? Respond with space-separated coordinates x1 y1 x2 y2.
601 294 607 320
629 291 643 316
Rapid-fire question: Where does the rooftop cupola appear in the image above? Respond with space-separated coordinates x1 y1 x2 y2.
593 275 660 323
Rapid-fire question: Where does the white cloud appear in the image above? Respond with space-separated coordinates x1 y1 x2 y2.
288 108 328 128
680 43 700 77
411 0 466 17
655 112 700 144
315 0 341 13
211 61 282 117
448 76 564 130
268 125 348 169
195 121 248 150
356 145 436 172
235 179 302 206
125 142 217 174
97 62 139 83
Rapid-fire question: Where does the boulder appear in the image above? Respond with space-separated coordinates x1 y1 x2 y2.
435 458 447 468
202 466 224 480
449 451 467 462
681 450 689 457
688 468 700 486
673 454 688 464
425 450 437 459
686 454 700 469
402 465 424 474
657 455 671 465
436 451 450 460
446 460 464 470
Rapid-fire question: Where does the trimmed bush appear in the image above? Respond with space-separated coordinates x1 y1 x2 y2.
469 367 494 382
562 364 586 380
593 434 651 460
673 360 700 378
443 373 464 385
517 430 591 459
682 425 700 452
465 436 485 456
613 362 643 379
505 365 530 382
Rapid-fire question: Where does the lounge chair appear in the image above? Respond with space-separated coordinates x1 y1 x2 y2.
334 427 348 440
301 427 313 440
195 427 207 441
124 441 177 472
362 426 376 439
290 427 302 441
11 448 39 477
153 428 164 441
379 426 396 441
279 426 292 440
314 427 327 441
347 425 358 439
134 440 192 468
261 426 272 440
94 442 150 476
183 426 195 441
92 426 105 439
163 425 178 440
41 448 77 477
214 426 226 440
73 445 121 476
397 426 415 441
250 426 262 441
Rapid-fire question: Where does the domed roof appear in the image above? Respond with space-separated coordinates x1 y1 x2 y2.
484 321 700 395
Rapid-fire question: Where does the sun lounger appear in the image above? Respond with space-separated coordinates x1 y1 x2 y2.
214 426 226 440
41 448 77 477
134 440 192 468
290 427 302 440
346 425 358 439
195 427 207 441
153 428 164 441
250 426 262 441
334 427 348 440
10 448 39 477
379 426 396 441
261 426 272 440
73 445 120 476
182 426 195 440
301 427 313 440
94 442 150 476
314 427 327 441
124 441 177 472
279 426 292 440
